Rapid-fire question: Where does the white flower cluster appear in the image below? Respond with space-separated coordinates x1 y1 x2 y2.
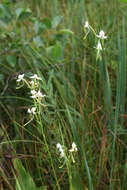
69 142 78 152
16 74 24 82
16 73 46 117
28 74 46 114
84 21 107 53
96 30 107 52
30 90 46 99
56 143 65 158
28 107 36 115
16 73 45 100
97 30 107 40
56 142 78 159
16 74 42 82
84 21 107 40
16 73 42 82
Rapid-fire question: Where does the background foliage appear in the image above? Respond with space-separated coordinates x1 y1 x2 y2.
0 0 127 190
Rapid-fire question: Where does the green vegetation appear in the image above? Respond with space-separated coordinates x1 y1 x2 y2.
0 0 127 189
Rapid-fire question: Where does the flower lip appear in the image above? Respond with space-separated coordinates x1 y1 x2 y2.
28 107 36 115
60 150 65 158
69 142 78 152
97 30 107 39
56 143 62 149
31 90 36 95
17 74 24 82
96 41 102 51
36 90 46 98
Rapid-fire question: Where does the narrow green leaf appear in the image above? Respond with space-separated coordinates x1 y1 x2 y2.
58 29 74 35
66 105 79 142
110 18 126 189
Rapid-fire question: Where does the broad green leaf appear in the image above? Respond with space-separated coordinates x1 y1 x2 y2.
52 42 62 59
16 8 32 20
70 171 84 190
0 4 12 19
34 20 45 34
13 158 43 190
52 15 63 28
14 159 36 190
6 55 17 68
46 42 62 60
46 46 53 56
34 18 51 34
16 8 24 17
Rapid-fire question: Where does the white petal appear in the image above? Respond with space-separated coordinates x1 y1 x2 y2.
97 41 102 51
56 143 62 149
97 30 107 39
17 74 24 82
28 108 31 113
31 90 37 95
30 74 42 80
31 95 36 99
84 21 89 28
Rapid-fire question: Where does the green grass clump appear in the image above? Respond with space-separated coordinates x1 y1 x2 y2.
0 0 127 190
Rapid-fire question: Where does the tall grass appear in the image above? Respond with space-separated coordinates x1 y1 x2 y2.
0 0 127 190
